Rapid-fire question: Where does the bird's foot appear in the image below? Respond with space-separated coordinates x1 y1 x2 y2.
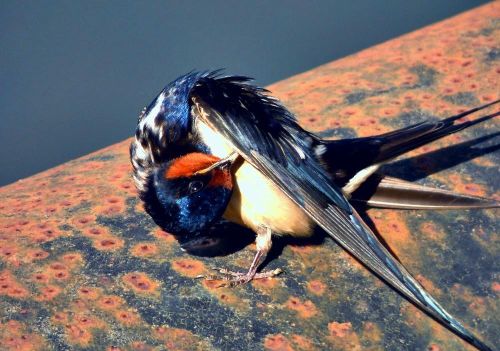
198 267 282 287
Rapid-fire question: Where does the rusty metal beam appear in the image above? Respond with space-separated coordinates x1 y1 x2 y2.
0 3 498 350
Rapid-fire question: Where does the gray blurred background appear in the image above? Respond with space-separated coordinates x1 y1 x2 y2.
0 0 488 186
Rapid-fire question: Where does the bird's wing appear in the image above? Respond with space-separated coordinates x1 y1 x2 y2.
191 74 491 351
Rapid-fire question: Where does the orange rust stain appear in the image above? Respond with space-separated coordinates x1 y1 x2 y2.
154 326 211 351
65 324 93 347
306 280 326 296
52 312 70 324
289 244 314 255
122 272 160 295
435 174 488 197
94 196 127 216
252 276 279 291
71 214 97 228
217 291 241 305
263 334 295 351
93 236 125 251
152 228 177 244
128 341 154 351
0 244 19 263
61 252 84 268
31 272 49 284
165 152 220 179
56 310 106 348
427 344 442 351
328 321 353 338
468 296 487 316
171 258 206 278
360 322 383 347
81 226 111 238
35 285 62 301
290 334 317 351
131 242 159 257
78 286 102 300
0 270 30 299
472 156 495 168
327 321 362 351
285 297 318 318
117 180 137 196
200 279 244 306
114 309 141 326
97 295 125 310
44 261 72 282
420 222 446 241
369 209 412 252
75 314 104 329
492 281 500 293
25 221 68 244
24 249 49 263
202 279 222 290
0 320 48 351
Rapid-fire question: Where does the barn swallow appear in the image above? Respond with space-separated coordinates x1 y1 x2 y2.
130 71 498 351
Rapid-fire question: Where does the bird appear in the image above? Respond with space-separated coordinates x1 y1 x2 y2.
130 71 498 351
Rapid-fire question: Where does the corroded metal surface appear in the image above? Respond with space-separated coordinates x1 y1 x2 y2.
0 3 498 350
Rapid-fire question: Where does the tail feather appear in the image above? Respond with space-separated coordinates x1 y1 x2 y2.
319 100 499 188
374 109 499 164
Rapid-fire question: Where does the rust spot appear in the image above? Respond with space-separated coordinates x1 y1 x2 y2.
122 272 160 295
0 270 30 299
65 324 93 347
26 249 49 261
153 229 176 243
328 321 353 338
263 334 294 351
131 242 159 257
171 258 205 278
0 320 48 350
72 215 96 227
285 297 318 318
290 334 315 350
153 326 211 350
83 227 107 237
114 310 140 326
252 277 279 291
78 286 101 300
93 237 124 251
97 295 124 310
36 285 61 301
306 280 326 295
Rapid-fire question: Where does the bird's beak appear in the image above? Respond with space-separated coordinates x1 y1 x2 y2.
194 152 240 175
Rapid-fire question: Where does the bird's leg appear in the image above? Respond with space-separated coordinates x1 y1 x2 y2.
194 152 239 175
203 226 282 286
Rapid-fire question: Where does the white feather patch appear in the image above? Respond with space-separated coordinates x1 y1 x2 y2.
342 163 381 195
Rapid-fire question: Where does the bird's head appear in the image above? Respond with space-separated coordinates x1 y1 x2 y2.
152 152 234 237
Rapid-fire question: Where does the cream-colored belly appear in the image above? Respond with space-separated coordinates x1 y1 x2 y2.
223 161 314 237
195 117 314 237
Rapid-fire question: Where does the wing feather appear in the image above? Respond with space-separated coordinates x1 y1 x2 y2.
191 74 491 350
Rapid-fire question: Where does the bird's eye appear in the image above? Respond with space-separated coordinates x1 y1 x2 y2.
188 180 204 194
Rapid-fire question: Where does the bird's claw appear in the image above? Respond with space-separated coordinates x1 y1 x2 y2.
197 267 282 287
